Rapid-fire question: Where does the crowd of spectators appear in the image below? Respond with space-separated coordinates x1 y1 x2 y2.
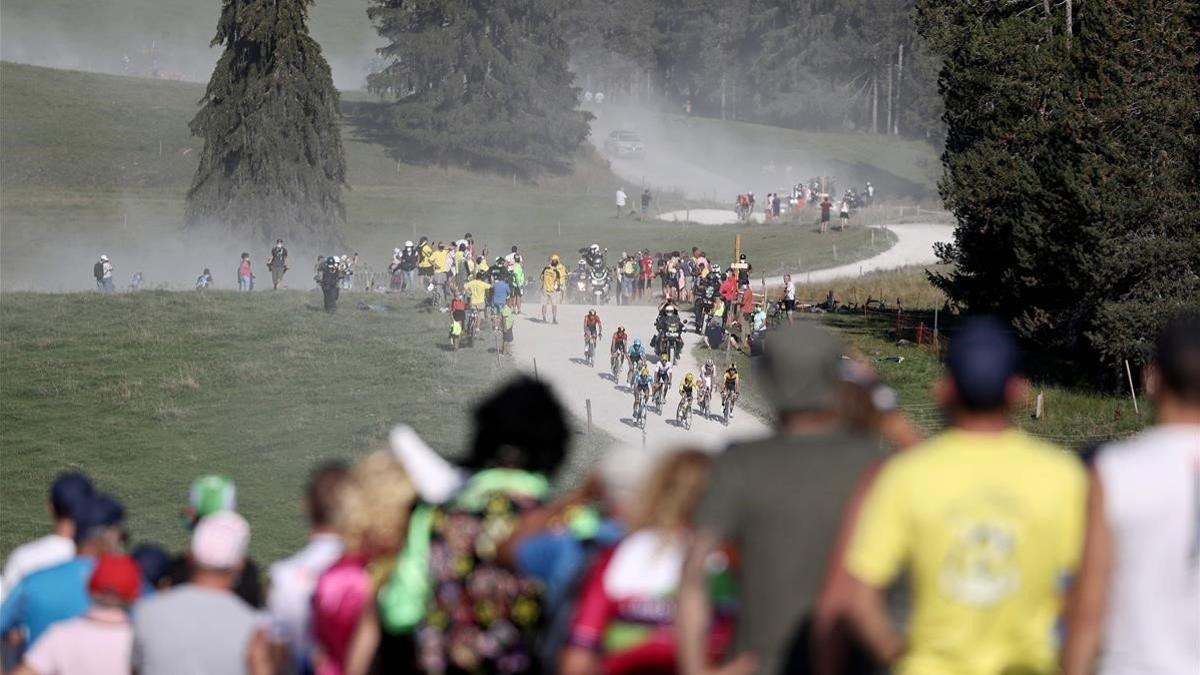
1 311 1197 675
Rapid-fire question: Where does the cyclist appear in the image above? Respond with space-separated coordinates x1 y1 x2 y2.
611 326 628 357
699 359 716 395
722 363 740 406
678 373 698 417
653 353 673 400
584 308 603 344
627 338 646 381
632 365 653 415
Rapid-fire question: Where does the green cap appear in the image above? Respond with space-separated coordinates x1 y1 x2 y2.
760 321 843 413
189 475 237 518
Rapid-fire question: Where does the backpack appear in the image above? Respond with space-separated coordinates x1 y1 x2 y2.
93 262 104 280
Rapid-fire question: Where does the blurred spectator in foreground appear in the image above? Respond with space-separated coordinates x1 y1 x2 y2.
14 553 141 675
384 376 570 675
132 511 272 675
268 461 349 674
562 449 733 675
311 453 415 675
679 321 884 675
167 475 264 607
2 472 94 594
0 494 125 647
1062 311 1200 675
130 544 171 596
844 316 1086 675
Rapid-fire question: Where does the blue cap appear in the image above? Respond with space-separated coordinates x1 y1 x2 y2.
51 471 94 519
130 544 172 586
947 316 1021 411
73 493 125 544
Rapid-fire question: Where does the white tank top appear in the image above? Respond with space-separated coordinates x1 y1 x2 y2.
1095 424 1200 675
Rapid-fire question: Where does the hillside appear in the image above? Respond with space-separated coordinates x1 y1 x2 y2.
0 63 898 292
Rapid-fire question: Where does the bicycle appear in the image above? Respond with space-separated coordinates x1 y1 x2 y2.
676 395 693 430
698 385 712 420
610 349 625 380
584 332 597 367
626 357 640 386
632 390 648 429
653 377 669 412
721 389 737 426
465 308 483 347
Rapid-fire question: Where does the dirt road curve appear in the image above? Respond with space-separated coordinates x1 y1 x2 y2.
512 304 769 452
763 222 953 286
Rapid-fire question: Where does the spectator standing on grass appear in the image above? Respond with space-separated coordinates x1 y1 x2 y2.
267 462 349 674
1062 311 1200 675
616 187 628 218
311 453 416 675
2 472 93 595
820 196 832 233
417 237 434 289
501 304 516 354
399 241 419 293
320 257 342 313
133 511 272 675
641 188 652 218
93 255 114 293
268 239 289 290
195 268 214 290
844 317 1086 675
678 322 884 675
839 198 850 230
166 475 265 608
12 553 140 675
238 252 254 291
0 494 125 646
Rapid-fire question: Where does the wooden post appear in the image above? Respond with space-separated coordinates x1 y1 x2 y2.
586 398 593 434
557 221 561 238
933 307 940 340
1034 392 1044 419
533 358 539 381
734 234 741 263
1124 360 1139 414
833 244 838 260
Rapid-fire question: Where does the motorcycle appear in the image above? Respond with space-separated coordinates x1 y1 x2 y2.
589 267 612 305
657 327 683 365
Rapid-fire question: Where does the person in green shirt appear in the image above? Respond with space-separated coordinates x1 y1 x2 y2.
510 256 526 315
501 305 516 354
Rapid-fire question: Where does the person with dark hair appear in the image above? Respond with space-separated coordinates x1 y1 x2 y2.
415 376 570 674
319 256 342 313
267 239 289 290
1062 310 1200 675
238 252 254 291
130 544 172 595
2 472 94 592
268 461 350 674
0 494 126 647
843 316 1086 675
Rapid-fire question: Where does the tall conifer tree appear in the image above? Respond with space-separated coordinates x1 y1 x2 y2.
186 0 346 244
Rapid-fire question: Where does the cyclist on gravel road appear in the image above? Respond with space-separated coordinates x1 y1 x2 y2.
611 326 628 357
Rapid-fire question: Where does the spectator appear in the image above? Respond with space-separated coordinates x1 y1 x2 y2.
268 462 350 674
166 475 264 608
844 317 1086 674
412 376 571 674
132 511 272 675
838 199 850 230
2 472 93 593
96 255 114 293
129 544 171 596
819 197 832 234
311 453 416 675
616 187 628 218
195 268 214 290
501 304 516 355
238 252 253 291
641 189 652 218
678 322 884 675
562 450 734 675
13 554 141 675
1062 311 1200 675
0 494 125 647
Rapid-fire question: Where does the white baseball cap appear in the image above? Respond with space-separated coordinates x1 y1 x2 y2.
191 511 249 570
100 254 109 262
405 241 413 247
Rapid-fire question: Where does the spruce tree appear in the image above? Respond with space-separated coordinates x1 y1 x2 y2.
362 0 590 177
186 0 346 245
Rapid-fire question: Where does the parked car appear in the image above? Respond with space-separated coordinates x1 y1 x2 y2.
603 130 646 159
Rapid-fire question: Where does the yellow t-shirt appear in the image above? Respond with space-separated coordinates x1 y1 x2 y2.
419 244 434 269
846 429 1086 675
432 249 451 274
464 279 491 307
542 266 562 293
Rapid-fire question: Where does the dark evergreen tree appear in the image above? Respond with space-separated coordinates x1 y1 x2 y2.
362 0 591 177
186 0 347 245
921 0 1200 381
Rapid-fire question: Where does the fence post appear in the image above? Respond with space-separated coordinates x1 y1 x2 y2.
533 358 539 381
1034 392 1044 419
586 398 593 434
1124 360 1139 414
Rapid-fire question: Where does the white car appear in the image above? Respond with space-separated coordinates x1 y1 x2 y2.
603 130 645 159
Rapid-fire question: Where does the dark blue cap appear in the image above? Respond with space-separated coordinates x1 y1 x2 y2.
130 544 172 585
73 493 125 544
51 471 94 519
947 316 1021 411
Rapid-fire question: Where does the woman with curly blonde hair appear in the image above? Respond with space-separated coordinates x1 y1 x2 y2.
311 452 416 675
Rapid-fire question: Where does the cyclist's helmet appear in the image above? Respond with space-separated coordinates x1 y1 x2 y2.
705 358 714 368
728 364 738 372
617 326 625 333
551 254 560 264
588 308 597 316
660 353 669 362
325 256 335 265
632 338 641 348
640 365 651 376
684 373 695 384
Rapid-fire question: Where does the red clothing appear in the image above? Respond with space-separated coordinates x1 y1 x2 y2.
719 276 737 302
239 260 252 277
740 288 755 315
585 315 602 335
312 555 370 675
450 298 466 313
640 256 654 281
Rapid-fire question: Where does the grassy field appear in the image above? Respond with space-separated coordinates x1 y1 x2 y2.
0 290 610 561
0 63 895 291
